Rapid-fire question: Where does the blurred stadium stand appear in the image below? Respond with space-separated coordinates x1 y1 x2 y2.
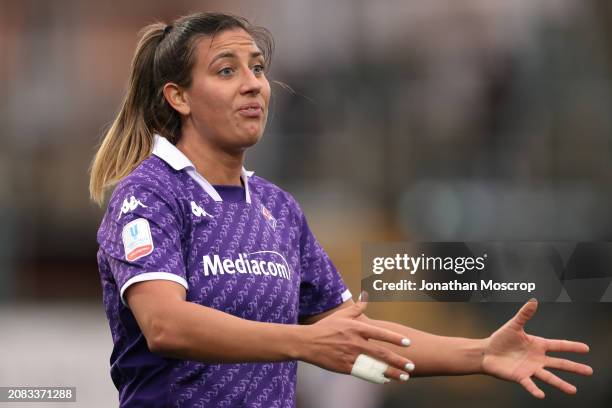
1 0 611 406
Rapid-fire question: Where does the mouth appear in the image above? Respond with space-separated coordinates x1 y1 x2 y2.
237 103 264 118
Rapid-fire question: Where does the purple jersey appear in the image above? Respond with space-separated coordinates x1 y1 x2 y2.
96 135 351 408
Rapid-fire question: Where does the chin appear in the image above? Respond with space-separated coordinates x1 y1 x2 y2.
240 137 261 150
226 131 262 152
239 126 264 146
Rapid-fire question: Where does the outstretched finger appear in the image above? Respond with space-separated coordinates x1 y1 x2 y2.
356 321 411 347
364 341 414 373
358 291 369 303
546 339 590 354
384 366 411 383
338 293 369 318
519 377 545 399
535 368 577 395
510 298 538 330
545 356 593 376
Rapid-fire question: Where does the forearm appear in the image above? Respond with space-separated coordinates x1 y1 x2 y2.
364 317 486 376
150 301 304 363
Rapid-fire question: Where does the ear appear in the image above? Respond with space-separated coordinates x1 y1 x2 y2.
163 82 190 115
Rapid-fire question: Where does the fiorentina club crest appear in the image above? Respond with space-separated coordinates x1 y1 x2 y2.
261 205 277 230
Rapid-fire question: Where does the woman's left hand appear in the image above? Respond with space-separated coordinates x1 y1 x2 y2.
481 299 593 399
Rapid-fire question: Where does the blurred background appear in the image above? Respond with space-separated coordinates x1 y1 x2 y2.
1 0 611 406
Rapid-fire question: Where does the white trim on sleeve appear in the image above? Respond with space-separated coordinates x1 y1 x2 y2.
341 289 353 302
119 272 189 307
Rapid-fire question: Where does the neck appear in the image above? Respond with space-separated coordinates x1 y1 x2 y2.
176 127 245 186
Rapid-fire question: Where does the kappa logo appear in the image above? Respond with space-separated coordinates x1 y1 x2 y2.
117 196 147 220
191 201 212 218
261 205 277 230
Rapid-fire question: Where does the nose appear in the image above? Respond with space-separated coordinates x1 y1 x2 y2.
239 67 262 96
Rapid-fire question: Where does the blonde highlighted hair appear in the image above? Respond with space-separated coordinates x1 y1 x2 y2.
89 12 274 205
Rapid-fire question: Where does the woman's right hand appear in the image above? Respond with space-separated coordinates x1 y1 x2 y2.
297 296 414 382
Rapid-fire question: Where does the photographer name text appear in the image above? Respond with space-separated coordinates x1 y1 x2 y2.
372 279 536 292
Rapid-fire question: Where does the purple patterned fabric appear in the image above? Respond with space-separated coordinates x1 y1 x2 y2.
96 136 350 407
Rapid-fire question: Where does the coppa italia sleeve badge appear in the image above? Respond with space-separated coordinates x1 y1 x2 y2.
122 218 154 261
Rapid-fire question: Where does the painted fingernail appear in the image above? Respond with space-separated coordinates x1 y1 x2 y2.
400 374 409 381
401 338 411 347
405 363 415 372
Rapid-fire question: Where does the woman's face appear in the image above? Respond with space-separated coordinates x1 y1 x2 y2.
183 28 271 152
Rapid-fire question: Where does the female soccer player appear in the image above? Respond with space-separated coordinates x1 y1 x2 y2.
90 12 593 408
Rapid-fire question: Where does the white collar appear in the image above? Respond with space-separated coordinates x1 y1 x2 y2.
152 134 254 203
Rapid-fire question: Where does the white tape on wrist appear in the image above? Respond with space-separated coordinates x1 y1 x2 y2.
350 354 390 384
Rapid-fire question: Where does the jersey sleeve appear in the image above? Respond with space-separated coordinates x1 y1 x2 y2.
297 211 352 318
97 181 188 307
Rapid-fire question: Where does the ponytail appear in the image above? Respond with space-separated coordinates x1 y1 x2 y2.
89 13 275 206
89 23 165 205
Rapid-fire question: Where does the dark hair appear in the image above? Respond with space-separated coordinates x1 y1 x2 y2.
90 12 274 204
153 12 274 142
